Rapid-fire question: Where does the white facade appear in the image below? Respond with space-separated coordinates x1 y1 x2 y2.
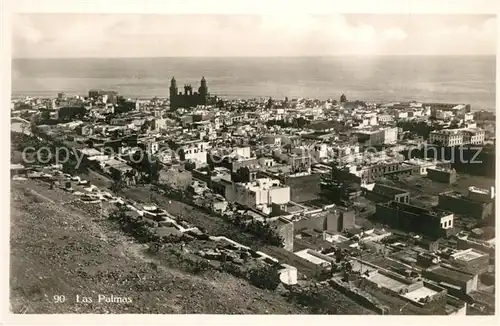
226 178 290 208
440 214 454 229
464 113 474 121
153 118 167 130
146 141 159 155
180 142 209 166
468 186 491 202
397 111 408 119
463 129 485 145
377 114 393 123
403 158 437 175
383 127 398 144
430 128 485 146
312 143 329 162
436 110 454 120
233 146 251 159
429 130 463 146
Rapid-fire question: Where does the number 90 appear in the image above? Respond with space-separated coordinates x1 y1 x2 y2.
53 295 66 303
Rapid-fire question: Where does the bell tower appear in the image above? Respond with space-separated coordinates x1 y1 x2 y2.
170 77 178 98
198 76 208 104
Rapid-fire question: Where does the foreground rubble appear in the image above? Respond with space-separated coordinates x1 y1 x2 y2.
10 179 313 314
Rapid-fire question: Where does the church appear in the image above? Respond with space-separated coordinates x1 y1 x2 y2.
169 76 209 110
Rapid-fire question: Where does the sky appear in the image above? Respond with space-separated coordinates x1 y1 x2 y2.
12 14 497 58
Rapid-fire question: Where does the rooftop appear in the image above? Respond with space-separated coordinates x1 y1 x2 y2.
428 265 474 282
294 249 330 265
450 248 487 262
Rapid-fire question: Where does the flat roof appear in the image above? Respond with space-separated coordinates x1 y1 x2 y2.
367 272 407 292
294 249 329 265
450 249 487 262
404 286 439 302
430 266 473 282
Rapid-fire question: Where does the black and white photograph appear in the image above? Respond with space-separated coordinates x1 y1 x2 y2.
4 0 498 321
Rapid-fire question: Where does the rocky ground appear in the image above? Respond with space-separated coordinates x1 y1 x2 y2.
10 179 311 314
10 179 373 314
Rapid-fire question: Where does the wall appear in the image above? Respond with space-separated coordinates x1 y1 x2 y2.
191 169 212 185
457 238 495 257
231 157 259 172
279 265 298 285
282 173 321 203
234 147 251 159
275 219 294 251
375 203 443 238
329 279 389 314
427 168 457 184
422 267 477 294
269 186 291 205
438 194 492 219
383 127 398 144
365 190 410 204
468 189 491 203
294 211 341 233
450 254 490 275
180 148 207 166
340 209 355 231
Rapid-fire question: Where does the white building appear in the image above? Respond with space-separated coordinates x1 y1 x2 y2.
383 127 398 144
436 110 454 120
233 146 251 159
377 114 393 124
440 213 454 230
462 129 485 145
225 178 290 209
153 118 167 131
429 128 485 146
397 111 408 119
429 129 464 146
312 143 329 162
403 158 437 175
468 186 492 202
179 142 209 166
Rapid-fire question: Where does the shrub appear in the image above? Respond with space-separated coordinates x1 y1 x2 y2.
247 264 281 291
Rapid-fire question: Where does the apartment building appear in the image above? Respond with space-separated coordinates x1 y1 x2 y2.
429 128 485 147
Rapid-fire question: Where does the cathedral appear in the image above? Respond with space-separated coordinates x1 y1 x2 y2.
169 76 209 110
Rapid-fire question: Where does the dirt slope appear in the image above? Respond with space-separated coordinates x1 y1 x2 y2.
10 179 312 314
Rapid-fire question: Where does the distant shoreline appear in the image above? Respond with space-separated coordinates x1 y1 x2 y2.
10 93 495 112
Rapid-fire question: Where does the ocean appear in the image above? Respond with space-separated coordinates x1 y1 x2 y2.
11 56 496 111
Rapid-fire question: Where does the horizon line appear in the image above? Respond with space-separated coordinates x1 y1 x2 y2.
12 54 496 60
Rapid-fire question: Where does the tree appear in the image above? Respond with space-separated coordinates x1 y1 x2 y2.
140 120 153 133
248 264 281 290
111 179 125 194
340 94 347 103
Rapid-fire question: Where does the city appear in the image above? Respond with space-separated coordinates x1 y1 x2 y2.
10 75 496 315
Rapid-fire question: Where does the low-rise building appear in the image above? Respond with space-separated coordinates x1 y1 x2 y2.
429 128 485 146
225 177 290 209
438 189 493 219
422 264 478 295
178 141 209 167
427 167 457 184
403 158 437 175
429 129 463 147
364 183 410 203
375 201 454 238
